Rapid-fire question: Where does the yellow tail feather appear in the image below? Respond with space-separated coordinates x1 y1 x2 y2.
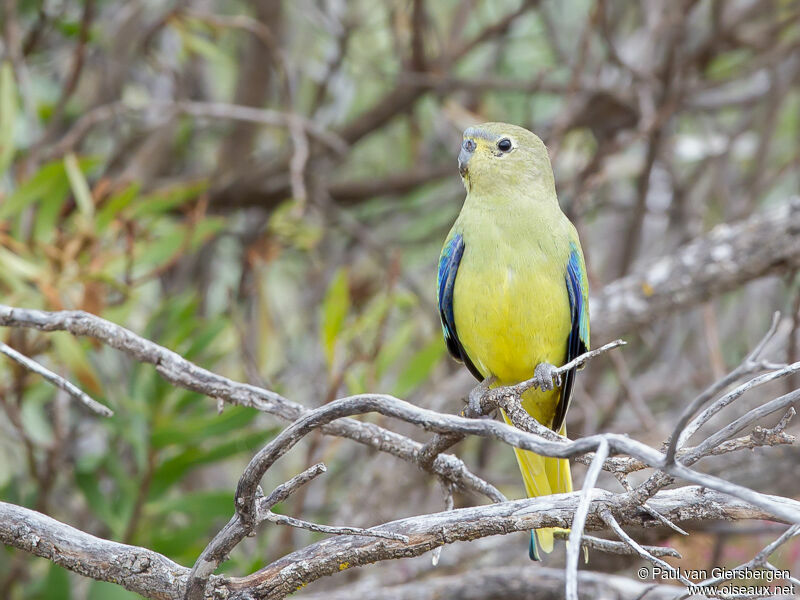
502 408 574 557
512 445 572 554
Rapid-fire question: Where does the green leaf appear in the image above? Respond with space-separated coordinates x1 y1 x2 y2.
75 471 121 533
0 246 43 280
149 490 232 518
96 183 140 231
87 581 141 600
20 396 54 445
149 428 277 498
0 161 66 221
393 337 445 398
151 406 258 449
64 153 94 217
32 184 69 242
38 564 72 600
127 180 207 219
375 321 415 379
0 61 18 175
321 268 350 366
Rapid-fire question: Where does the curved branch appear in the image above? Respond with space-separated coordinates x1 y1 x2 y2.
0 304 502 504
223 486 793 599
0 501 186 600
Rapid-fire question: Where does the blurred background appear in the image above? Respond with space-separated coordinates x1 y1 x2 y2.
1 0 799 598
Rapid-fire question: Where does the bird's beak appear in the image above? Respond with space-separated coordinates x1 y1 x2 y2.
458 138 476 177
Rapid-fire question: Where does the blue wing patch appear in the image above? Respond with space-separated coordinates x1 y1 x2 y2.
552 243 590 432
437 234 482 380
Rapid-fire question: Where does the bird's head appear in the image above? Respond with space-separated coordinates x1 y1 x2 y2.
457 122 555 198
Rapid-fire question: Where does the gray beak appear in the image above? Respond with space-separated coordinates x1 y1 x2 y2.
458 138 476 176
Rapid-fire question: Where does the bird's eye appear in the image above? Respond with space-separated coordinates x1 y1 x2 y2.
497 138 512 152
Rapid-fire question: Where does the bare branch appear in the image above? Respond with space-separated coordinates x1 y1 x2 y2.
0 341 112 417
592 199 800 342
510 340 626 396
262 513 409 543
0 304 502 504
229 486 794 599
566 439 608 600
262 462 327 509
600 509 693 587
554 531 681 558
0 501 185 600
666 314 789 463
295 566 684 600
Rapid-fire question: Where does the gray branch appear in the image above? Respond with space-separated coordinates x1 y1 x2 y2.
3 487 792 600
0 304 503 504
591 198 800 342
294 566 685 600
0 501 186 599
0 341 112 417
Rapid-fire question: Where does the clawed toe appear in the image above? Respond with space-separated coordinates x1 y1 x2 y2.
533 362 560 391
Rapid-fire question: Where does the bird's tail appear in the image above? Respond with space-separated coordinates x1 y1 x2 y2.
511 443 573 560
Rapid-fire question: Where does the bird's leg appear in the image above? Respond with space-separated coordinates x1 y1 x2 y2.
466 375 495 416
533 362 561 392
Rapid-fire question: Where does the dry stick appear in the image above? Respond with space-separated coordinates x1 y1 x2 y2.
263 513 408 542
294 565 684 600
235 487 795 600
630 389 800 510
630 315 792 504
430 481 455 567
680 524 800 600
262 462 327 508
39 100 347 162
0 304 502 504
417 376 496 472
665 311 781 464
0 341 112 417
423 341 626 470
613 474 688 536
680 358 800 447
565 440 609 600
683 394 799 465
553 531 681 558
3 487 782 600
600 509 694 587
3 308 800 595
186 461 405 600
508 340 627 397
185 390 800 598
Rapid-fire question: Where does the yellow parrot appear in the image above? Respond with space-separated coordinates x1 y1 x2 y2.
437 122 590 560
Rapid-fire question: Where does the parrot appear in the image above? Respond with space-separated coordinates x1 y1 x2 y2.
436 122 590 560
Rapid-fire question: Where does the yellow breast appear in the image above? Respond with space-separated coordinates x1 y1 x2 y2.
452 232 571 425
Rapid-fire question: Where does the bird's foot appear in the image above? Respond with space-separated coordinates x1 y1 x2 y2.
533 362 561 392
466 376 495 416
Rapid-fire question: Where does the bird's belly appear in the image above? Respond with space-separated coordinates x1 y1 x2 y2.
453 263 570 386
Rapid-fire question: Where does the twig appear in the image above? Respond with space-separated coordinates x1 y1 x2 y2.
679 358 799 449
686 523 800 597
431 480 454 566
600 509 694 587
665 311 783 464
263 513 409 543
40 100 348 161
0 304 502 504
297 565 684 600
262 462 327 509
566 439 608 600
0 341 112 417
510 340 627 397
553 531 681 558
